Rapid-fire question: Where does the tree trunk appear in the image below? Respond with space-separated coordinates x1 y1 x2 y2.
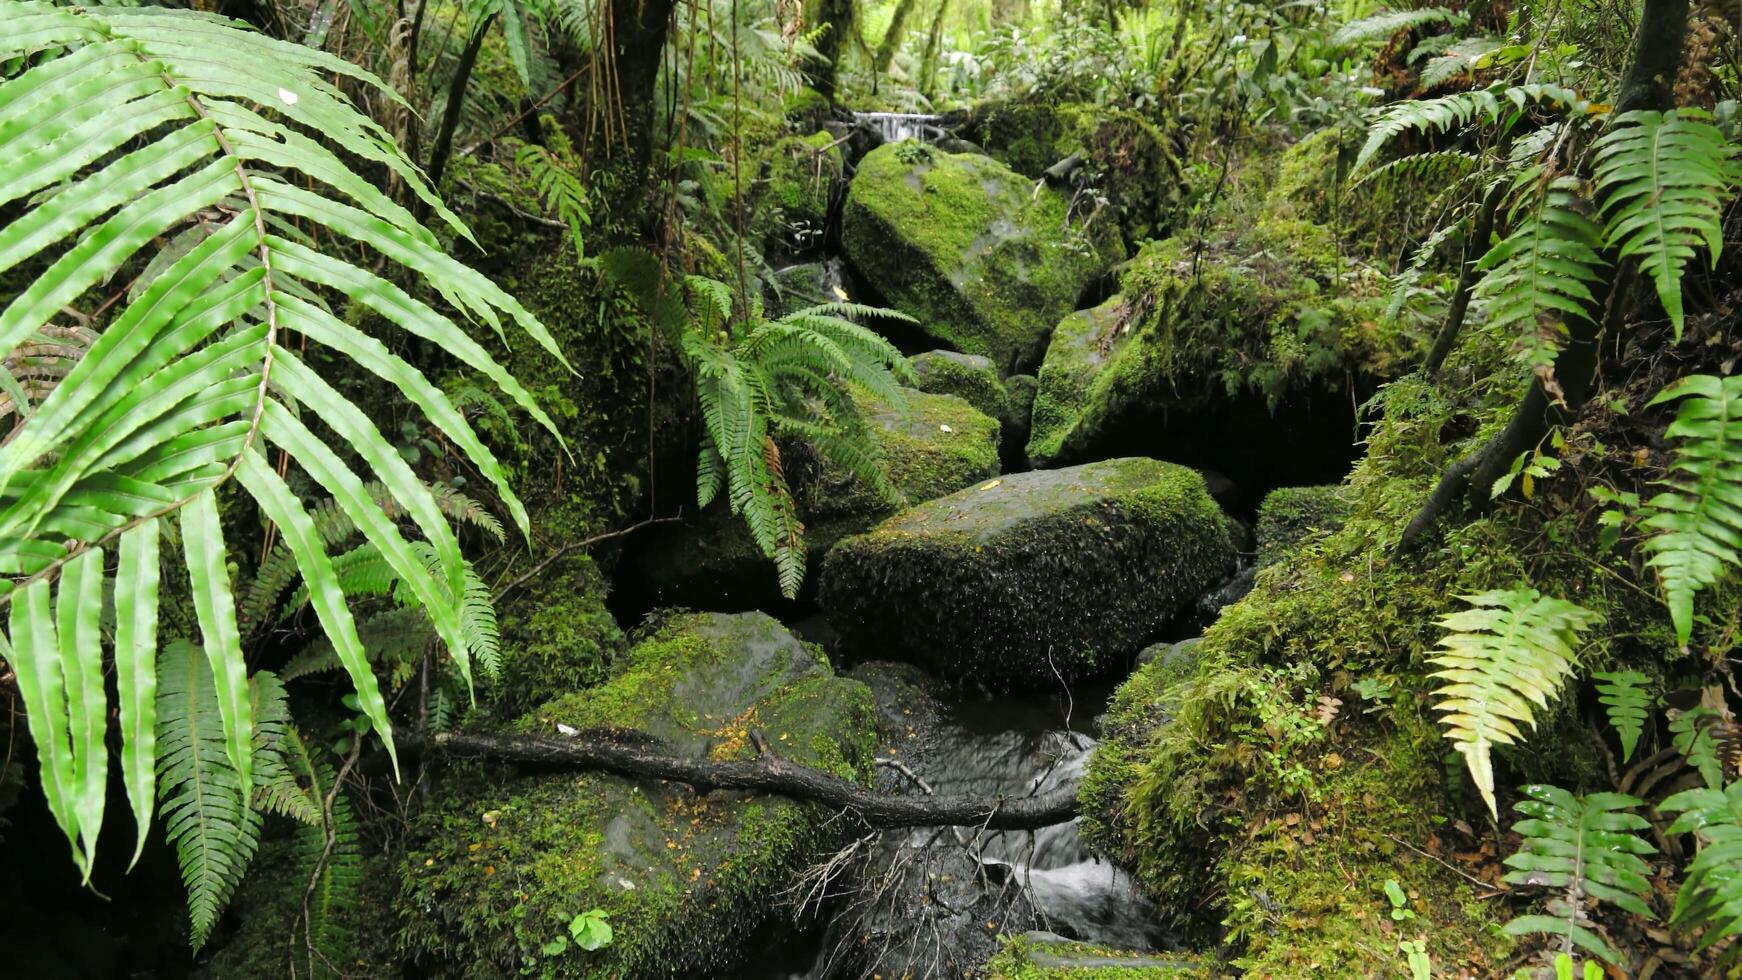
609 0 678 165
805 0 855 102
873 0 921 78
408 729 1081 830
1398 0 1690 547
423 14 497 193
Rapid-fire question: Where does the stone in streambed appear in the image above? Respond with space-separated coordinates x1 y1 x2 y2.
623 388 999 609
841 141 1122 375
820 457 1233 689
396 611 875 979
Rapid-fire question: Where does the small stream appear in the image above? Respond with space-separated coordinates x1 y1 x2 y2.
748 633 1183 978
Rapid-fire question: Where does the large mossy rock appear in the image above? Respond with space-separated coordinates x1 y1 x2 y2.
909 349 1006 419
841 142 1122 374
621 389 999 611
820 458 1233 688
1023 220 1417 488
397 612 875 979
486 552 624 721
946 97 1181 245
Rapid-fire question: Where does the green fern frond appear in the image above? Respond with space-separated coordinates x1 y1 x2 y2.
1593 670 1652 763
1639 374 1742 649
1672 707 1727 790
1501 784 1655 966
157 640 266 950
1429 587 1603 819
516 142 590 262
1355 82 1591 174
280 605 432 683
0 2 553 871
1473 174 1607 358
1418 36 1505 90
1662 780 1742 951
1331 7 1465 47
1592 110 1740 339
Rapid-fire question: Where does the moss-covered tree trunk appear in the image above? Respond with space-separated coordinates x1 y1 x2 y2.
610 0 677 164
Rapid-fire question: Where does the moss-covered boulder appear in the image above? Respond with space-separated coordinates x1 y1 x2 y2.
820 458 1233 688
1254 484 1353 568
947 98 1181 245
909 349 1007 419
1023 221 1416 487
397 612 875 979
841 141 1122 374
751 130 844 260
983 932 1202 978
622 389 999 611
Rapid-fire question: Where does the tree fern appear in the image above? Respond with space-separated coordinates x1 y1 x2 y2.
1593 670 1652 763
1591 110 1740 339
608 261 916 598
1638 374 1742 649
0 3 557 873
1661 780 1742 951
1429 587 1603 818
1472 173 1607 362
1501 784 1656 966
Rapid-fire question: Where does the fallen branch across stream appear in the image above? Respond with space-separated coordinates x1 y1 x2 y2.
405 730 1080 831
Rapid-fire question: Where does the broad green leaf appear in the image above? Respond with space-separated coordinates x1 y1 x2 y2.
5 578 83 872
55 546 107 876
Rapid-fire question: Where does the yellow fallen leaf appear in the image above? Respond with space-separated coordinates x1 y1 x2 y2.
979 479 1002 491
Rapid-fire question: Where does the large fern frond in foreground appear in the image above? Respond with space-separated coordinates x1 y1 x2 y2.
1639 374 1742 649
1662 780 1742 951
1592 110 1740 339
1502 784 1656 966
1428 587 1603 818
0 2 558 878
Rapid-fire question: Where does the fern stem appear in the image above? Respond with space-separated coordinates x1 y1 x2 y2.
1422 179 1505 379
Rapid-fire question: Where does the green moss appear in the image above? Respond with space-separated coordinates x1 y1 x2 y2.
1254 485 1354 568
782 87 831 131
750 130 843 259
983 934 1203 978
909 349 1008 419
1266 126 1457 262
487 552 623 721
841 142 1122 374
960 98 1180 245
398 612 875 979
820 458 1232 688
1025 219 1417 467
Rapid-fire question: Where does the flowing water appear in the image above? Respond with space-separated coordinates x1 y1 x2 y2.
851 111 947 143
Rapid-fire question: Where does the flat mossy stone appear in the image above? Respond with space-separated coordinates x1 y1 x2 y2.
624 388 999 609
841 141 1122 374
1255 485 1353 568
819 457 1233 688
397 612 875 979
984 932 1202 978
909 349 1007 419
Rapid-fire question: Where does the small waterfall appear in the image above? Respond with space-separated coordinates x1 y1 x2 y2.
852 111 946 143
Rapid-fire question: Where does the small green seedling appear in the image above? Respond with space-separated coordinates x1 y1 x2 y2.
1384 879 1415 921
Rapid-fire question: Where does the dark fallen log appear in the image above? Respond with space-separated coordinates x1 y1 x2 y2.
1043 152 1084 184
407 729 1080 831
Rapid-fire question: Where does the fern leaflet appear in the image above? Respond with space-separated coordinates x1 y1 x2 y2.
1593 670 1652 763
1592 110 1740 339
1429 587 1603 818
1638 374 1742 649
1662 780 1742 951
1473 174 1607 361
1502 784 1656 966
